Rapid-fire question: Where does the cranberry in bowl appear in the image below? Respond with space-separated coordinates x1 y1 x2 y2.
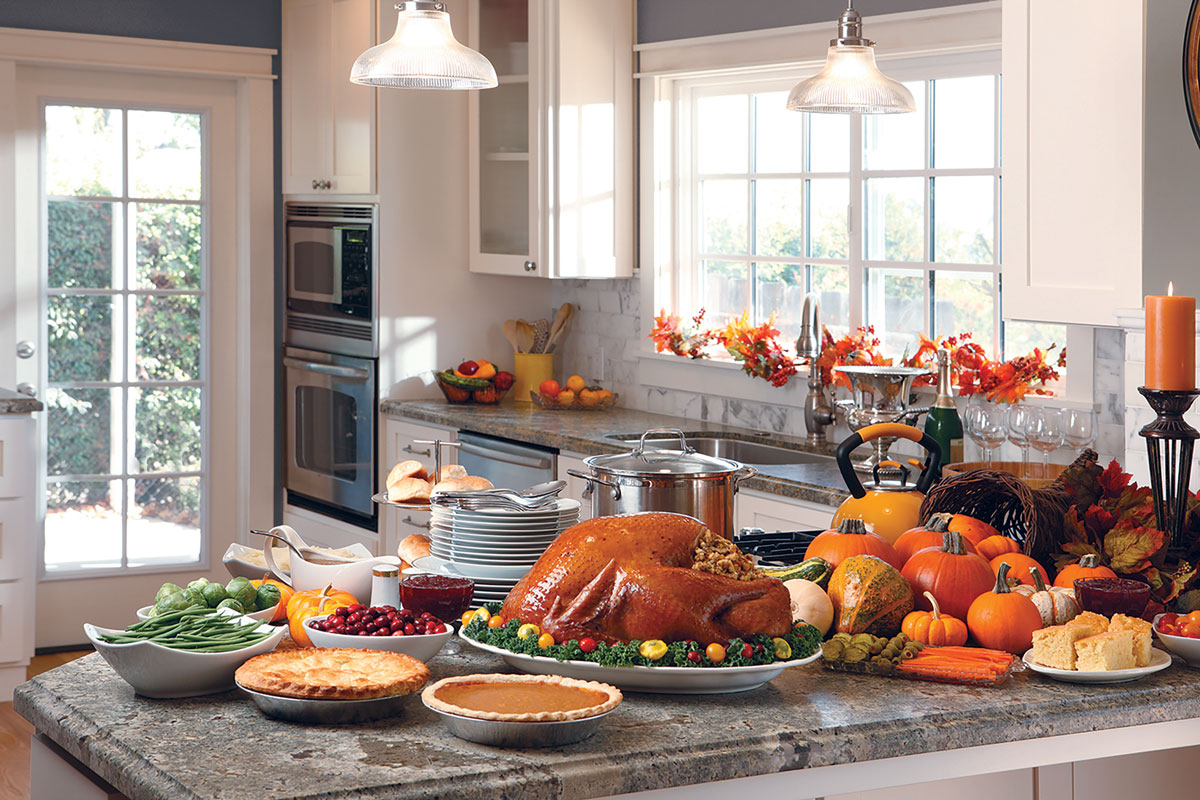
1074 577 1151 617
305 605 451 662
399 575 475 623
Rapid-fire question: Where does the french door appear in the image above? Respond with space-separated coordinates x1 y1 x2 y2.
13 66 240 646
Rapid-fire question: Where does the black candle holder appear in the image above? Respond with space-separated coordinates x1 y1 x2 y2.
1137 387 1200 554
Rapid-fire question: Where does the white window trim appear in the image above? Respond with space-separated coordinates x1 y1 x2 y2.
636 2 1096 408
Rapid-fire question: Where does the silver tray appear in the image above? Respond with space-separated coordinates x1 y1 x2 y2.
237 680 416 723
372 491 433 511
424 702 616 747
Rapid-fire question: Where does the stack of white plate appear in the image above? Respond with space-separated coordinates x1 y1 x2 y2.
416 498 580 605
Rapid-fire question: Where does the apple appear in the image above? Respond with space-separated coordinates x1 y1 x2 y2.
454 360 480 378
494 371 514 390
539 379 561 397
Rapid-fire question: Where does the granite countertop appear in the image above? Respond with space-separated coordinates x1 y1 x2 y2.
17 648 1200 800
381 400 849 507
0 387 43 413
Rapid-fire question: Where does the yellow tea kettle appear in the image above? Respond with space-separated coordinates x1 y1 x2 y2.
831 422 942 544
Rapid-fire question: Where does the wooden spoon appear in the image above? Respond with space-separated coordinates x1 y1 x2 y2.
516 320 537 353
545 303 574 351
502 319 521 353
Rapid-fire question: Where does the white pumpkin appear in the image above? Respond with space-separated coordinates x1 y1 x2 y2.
1013 565 1080 626
783 578 833 636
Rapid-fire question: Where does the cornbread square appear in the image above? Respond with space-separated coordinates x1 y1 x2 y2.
1109 614 1153 667
1031 624 1088 670
1066 611 1109 638
1074 630 1136 671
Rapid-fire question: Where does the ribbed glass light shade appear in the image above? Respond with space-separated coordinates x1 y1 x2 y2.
786 45 915 114
350 8 497 90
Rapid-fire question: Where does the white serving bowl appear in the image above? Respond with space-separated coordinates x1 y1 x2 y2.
222 542 291 580
84 610 286 698
1153 614 1200 667
136 604 276 624
304 613 451 662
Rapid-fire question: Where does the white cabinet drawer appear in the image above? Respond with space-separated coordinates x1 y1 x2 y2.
0 416 33 500
0 497 31 582
736 490 836 535
0 580 27 666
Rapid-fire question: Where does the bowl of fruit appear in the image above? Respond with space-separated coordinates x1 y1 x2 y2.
1153 612 1200 667
435 360 514 405
305 605 452 662
531 375 616 410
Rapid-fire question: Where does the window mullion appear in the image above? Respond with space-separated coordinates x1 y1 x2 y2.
747 94 756 323
848 113 864 332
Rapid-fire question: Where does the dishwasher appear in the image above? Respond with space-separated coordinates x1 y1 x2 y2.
454 431 557 491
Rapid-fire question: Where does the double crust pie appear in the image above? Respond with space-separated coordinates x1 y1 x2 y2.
235 647 430 700
422 674 622 722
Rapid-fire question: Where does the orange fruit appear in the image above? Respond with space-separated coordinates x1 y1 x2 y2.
566 374 586 392
474 360 497 380
596 388 613 402
539 380 560 397
578 388 601 407
557 389 576 405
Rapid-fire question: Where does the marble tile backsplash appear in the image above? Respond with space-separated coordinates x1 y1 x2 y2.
551 278 1126 466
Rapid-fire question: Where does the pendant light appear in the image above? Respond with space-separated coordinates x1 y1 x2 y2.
786 1 914 114
350 1 497 90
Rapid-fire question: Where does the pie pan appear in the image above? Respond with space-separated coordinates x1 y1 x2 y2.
236 680 415 724
423 702 617 747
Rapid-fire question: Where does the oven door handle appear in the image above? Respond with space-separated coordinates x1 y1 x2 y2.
283 358 371 380
457 441 553 470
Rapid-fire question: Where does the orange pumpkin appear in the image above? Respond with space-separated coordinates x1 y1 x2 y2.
989 552 1049 587
967 561 1044 653
945 514 1000 547
804 518 904 570
894 513 979 565
286 585 359 647
1053 553 1117 588
901 591 969 646
900 530 996 621
251 576 295 623
975 534 1021 561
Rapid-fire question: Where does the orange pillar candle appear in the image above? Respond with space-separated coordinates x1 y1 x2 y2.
1145 284 1196 390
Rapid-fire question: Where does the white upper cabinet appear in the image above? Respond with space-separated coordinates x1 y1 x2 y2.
283 0 377 195
467 0 634 279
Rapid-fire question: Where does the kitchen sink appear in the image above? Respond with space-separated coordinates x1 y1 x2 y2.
606 434 832 466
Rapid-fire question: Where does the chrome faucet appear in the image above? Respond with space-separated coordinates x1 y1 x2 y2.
796 293 835 446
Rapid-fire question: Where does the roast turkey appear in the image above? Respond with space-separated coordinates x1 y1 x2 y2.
499 512 791 644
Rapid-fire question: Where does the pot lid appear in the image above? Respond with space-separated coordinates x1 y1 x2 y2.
585 429 745 477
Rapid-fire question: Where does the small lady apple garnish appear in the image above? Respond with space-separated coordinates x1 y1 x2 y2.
578 636 597 654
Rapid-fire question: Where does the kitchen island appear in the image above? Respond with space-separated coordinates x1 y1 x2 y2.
16 645 1200 800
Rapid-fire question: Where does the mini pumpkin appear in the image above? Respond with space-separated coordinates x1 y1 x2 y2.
1053 553 1117 588
975 534 1021 561
901 591 969 646
967 561 1044 654
804 518 904 570
1013 566 1080 626
945 514 1001 547
901 530 995 621
989 552 1050 587
893 513 979 565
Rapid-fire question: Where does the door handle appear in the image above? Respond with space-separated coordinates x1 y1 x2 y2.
283 358 370 380
457 441 553 470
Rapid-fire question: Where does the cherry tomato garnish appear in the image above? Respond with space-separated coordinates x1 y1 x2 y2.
687 650 702 664
537 632 555 649
487 616 505 629
705 643 726 663
579 637 597 654
741 643 754 658
1159 612 1179 627
1182 620 1200 639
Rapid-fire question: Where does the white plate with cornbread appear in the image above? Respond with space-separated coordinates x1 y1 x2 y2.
1023 610 1172 683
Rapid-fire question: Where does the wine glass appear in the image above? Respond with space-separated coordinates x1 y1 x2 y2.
966 403 1007 467
1063 408 1098 453
1027 407 1064 479
1007 404 1032 475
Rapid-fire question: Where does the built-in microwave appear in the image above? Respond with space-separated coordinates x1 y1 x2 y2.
285 202 378 358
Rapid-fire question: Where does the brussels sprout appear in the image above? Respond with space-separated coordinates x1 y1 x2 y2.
216 598 245 614
225 577 258 610
254 583 282 612
155 591 190 615
186 578 211 594
155 582 183 603
201 582 228 608
182 588 207 608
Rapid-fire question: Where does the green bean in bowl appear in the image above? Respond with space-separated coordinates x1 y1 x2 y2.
84 608 286 698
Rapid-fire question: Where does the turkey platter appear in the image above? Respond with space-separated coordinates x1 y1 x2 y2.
500 512 791 645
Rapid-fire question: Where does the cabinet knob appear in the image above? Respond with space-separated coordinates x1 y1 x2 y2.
322 179 332 190
312 179 319 190
524 261 537 272
16 382 36 398
16 340 34 359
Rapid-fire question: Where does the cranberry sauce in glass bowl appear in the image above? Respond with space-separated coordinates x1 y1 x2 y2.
400 574 475 623
1074 577 1151 617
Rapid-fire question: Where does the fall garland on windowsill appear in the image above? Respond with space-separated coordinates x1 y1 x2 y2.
649 309 1066 403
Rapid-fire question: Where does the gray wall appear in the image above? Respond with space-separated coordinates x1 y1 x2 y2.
637 0 991 43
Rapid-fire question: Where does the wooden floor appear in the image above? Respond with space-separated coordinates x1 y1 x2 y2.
0 651 91 800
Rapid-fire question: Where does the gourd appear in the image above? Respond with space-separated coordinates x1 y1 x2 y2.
900 530 995 621
1053 554 1117 588
804 518 904 570
945 514 1001 548
826 554 914 636
975 534 1021 562
893 513 980 565
988 552 1049 587
1013 567 1080 626
765 557 832 589
966 562 1044 653
901 591 969 646
783 578 834 636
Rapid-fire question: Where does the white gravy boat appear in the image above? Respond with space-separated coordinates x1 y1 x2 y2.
262 525 400 602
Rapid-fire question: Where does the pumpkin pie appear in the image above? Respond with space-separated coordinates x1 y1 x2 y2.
235 647 430 700
422 673 622 722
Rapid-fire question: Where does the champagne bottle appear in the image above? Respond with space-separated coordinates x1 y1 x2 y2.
924 347 964 475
